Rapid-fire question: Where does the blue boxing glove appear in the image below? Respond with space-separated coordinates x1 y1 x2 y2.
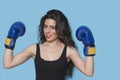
76 26 96 56
4 21 26 50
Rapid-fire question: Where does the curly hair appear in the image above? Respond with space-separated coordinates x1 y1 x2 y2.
38 9 76 76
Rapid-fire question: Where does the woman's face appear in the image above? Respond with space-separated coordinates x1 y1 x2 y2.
44 19 58 42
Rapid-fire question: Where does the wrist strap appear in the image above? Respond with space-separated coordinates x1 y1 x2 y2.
5 37 16 50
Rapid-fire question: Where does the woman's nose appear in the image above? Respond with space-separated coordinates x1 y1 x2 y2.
46 27 51 32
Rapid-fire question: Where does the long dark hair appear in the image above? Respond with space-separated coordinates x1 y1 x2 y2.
38 9 76 76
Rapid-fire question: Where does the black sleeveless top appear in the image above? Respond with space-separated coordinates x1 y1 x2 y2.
34 44 68 80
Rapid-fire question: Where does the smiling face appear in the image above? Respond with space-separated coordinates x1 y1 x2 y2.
43 19 58 42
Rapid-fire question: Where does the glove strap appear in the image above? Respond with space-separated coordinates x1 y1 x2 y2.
84 45 96 56
5 37 16 50
87 47 96 55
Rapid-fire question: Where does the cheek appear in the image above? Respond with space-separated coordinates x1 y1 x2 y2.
43 28 48 35
53 31 58 37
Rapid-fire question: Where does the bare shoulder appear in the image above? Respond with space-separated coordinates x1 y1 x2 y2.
25 44 36 51
67 46 83 64
67 46 78 57
23 44 37 57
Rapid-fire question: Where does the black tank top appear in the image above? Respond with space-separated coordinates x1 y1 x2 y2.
34 44 68 80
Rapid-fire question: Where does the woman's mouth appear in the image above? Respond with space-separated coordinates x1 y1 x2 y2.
46 34 52 39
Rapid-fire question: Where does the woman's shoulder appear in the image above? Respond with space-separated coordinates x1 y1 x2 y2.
67 46 77 51
24 43 41 52
27 43 37 48
66 46 78 56
24 43 41 56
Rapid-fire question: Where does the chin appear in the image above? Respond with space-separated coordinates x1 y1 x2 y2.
46 38 58 42
46 39 54 42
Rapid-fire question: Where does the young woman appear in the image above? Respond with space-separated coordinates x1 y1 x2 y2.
3 9 95 80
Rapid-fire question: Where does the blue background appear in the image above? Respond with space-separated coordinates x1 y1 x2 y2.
0 0 120 80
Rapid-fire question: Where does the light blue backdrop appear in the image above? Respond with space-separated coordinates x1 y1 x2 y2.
0 0 120 80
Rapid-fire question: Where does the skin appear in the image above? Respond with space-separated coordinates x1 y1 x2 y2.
3 19 94 77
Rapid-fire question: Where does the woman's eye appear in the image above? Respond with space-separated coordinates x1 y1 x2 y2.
51 26 56 29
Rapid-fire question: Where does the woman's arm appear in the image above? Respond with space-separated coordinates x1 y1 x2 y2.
68 47 94 77
3 44 36 69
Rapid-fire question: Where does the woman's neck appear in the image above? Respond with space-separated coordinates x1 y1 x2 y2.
44 40 63 48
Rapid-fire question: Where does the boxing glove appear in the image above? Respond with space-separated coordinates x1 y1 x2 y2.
5 21 26 50
76 26 96 56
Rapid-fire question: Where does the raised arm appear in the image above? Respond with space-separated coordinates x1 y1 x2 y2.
68 47 94 77
69 26 96 76
3 22 34 68
3 45 35 69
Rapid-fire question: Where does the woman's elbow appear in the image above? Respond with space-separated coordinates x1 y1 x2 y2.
85 72 94 77
3 64 12 69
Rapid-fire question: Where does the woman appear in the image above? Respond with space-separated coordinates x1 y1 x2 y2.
3 9 95 80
